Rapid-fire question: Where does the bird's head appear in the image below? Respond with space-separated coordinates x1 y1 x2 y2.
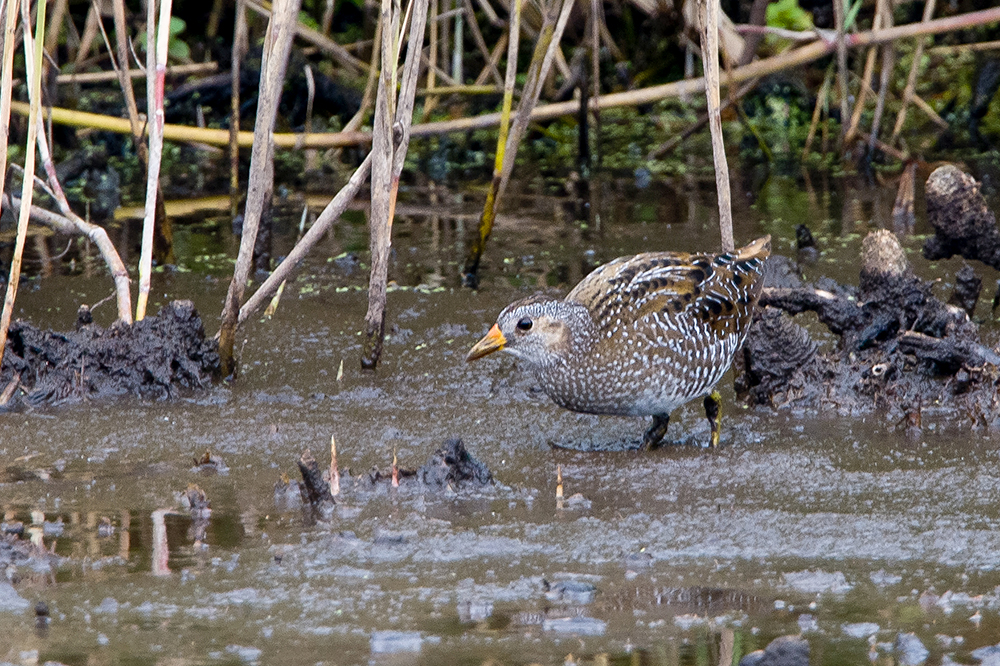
466 296 593 368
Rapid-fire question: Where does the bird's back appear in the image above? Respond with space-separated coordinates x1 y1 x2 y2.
550 236 770 416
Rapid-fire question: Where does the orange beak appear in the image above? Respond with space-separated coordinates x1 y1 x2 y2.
467 324 507 361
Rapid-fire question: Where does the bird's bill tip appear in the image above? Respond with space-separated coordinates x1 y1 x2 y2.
467 324 506 362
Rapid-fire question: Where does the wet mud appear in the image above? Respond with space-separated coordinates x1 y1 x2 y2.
0 300 219 407
6 174 1000 665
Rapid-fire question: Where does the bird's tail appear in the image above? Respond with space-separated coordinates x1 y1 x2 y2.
735 235 772 261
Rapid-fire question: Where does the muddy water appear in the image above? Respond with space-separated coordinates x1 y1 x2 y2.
5 173 1000 665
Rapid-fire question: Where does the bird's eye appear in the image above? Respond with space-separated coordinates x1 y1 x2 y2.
516 317 533 331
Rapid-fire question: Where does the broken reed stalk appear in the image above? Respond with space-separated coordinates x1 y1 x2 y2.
218 0 301 377
363 0 401 371
0 0 20 204
391 448 399 488
236 154 374 325
1 0 46 371
361 0 430 369
136 0 174 321
698 0 734 252
890 0 937 145
329 435 340 497
460 0 520 289
229 0 248 216
462 0 575 288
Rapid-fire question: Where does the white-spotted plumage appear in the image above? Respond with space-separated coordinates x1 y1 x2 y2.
468 236 771 447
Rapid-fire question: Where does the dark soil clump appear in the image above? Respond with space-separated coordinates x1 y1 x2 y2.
744 168 1000 425
0 300 219 407
417 438 494 489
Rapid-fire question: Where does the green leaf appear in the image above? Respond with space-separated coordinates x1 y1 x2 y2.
766 0 813 31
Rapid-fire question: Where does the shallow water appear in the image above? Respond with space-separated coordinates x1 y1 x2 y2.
4 169 1000 665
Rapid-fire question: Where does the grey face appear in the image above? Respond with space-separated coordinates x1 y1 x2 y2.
494 298 574 367
467 296 594 368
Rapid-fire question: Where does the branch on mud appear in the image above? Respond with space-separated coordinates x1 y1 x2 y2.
1 194 133 322
759 286 863 336
898 331 1000 371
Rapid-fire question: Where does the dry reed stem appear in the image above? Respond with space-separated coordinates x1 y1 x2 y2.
363 0 430 368
890 0 937 144
1 0 45 372
0 0 20 204
928 39 1000 55
802 66 833 161
362 0 401 370
460 0 520 287
230 0 248 214
344 16 382 133
698 0 733 252
463 0 573 287
11 7 1000 150
111 0 143 148
422 0 439 121
590 0 601 164
833 0 849 147
245 0 367 75
136 0 174 321
463 0 502 84
867 0 895 153
56 61 218 84
218 0 300 377
844 6 883 146
73 4 99 70
892 160 918 229
473 31 507 86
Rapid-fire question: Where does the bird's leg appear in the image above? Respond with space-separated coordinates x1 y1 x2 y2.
704 391 722 447
641 414 670 450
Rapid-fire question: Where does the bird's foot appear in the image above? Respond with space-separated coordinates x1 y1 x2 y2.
704 390 722 448
641 414 670 450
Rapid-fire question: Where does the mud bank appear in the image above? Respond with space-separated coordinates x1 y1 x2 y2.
0 300 219 407
744 167 1000 426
